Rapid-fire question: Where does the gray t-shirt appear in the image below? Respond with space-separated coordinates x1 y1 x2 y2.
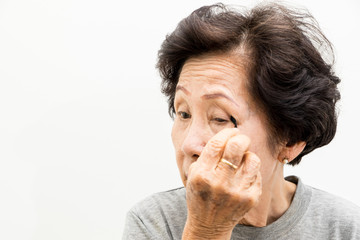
123 176 360 239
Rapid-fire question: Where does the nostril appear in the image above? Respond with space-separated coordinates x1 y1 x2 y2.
182 133 205 159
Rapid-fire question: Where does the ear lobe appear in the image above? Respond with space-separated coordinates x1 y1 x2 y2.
278 141 306 163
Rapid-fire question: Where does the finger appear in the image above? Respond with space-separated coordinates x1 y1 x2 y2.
198 128 240 167
219 134 250 173
236 152 261 188
250 170 262 201
243 170 262 208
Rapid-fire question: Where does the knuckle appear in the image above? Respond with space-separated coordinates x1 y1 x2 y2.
236 135 251 148
243 191 258 207
229 135 250 152
226 138 244 154
206 138 224 153
190 172 208 187
245 155 261 172
212 180 225 194
212 180 233 197
247 196 256 207
232 192 243 203
251 156 261 168
242 191 251 200
188 162 196 173
243 174 257 184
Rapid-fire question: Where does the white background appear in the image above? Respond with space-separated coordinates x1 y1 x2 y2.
0 0 359 239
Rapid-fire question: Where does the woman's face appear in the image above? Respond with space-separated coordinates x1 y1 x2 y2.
171 53 279 187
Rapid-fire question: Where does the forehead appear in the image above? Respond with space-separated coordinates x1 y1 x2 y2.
178 53 249 96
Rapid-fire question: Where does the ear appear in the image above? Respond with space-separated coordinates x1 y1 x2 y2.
277 141 306 163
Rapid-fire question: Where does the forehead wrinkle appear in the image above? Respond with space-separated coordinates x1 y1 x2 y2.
183 55 243 71
180 59 242 84
179 54 248 94
177 53 254 119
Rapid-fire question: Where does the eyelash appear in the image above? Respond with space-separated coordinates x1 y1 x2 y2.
178 111 191 119
213 117 228 123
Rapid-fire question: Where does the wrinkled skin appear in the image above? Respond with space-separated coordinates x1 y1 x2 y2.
184 129 262 239
171 53 300 239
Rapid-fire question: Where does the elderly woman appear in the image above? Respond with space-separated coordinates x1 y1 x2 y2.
123 3 360 239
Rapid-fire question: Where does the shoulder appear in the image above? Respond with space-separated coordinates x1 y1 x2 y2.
130 187 187 216
123 187 187 239
309 185 360 218
306 184 360 238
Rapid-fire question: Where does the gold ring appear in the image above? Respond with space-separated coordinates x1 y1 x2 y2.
219 158 238 170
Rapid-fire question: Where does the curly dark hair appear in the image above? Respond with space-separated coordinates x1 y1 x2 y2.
156 3 341 165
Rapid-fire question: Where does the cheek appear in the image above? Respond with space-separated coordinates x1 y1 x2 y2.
239 117 277 165
172 121 194 186
246 132 277 183
171 121 182 153
238 121 268 153
244 125 280 185
171 123 185 167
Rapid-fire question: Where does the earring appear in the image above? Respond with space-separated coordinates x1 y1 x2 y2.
283 158 289 164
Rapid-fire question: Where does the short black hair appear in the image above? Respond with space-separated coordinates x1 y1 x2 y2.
157 3 341 165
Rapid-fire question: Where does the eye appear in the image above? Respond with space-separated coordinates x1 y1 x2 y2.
213 117 228 123
178 111 191 119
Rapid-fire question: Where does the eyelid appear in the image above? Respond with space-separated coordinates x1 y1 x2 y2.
208 108 232 123
213 117 228 123
174 100 187 115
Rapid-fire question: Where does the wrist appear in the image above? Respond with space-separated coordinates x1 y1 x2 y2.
182 219 232 240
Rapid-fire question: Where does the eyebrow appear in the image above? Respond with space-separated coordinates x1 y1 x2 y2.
175 85 190 95
175 85 240 108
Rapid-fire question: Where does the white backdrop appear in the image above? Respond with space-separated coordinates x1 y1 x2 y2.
0 0 359 239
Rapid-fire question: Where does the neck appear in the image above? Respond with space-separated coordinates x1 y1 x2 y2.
238 165 296 227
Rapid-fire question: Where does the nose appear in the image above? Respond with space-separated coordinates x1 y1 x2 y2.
181 120 210 160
